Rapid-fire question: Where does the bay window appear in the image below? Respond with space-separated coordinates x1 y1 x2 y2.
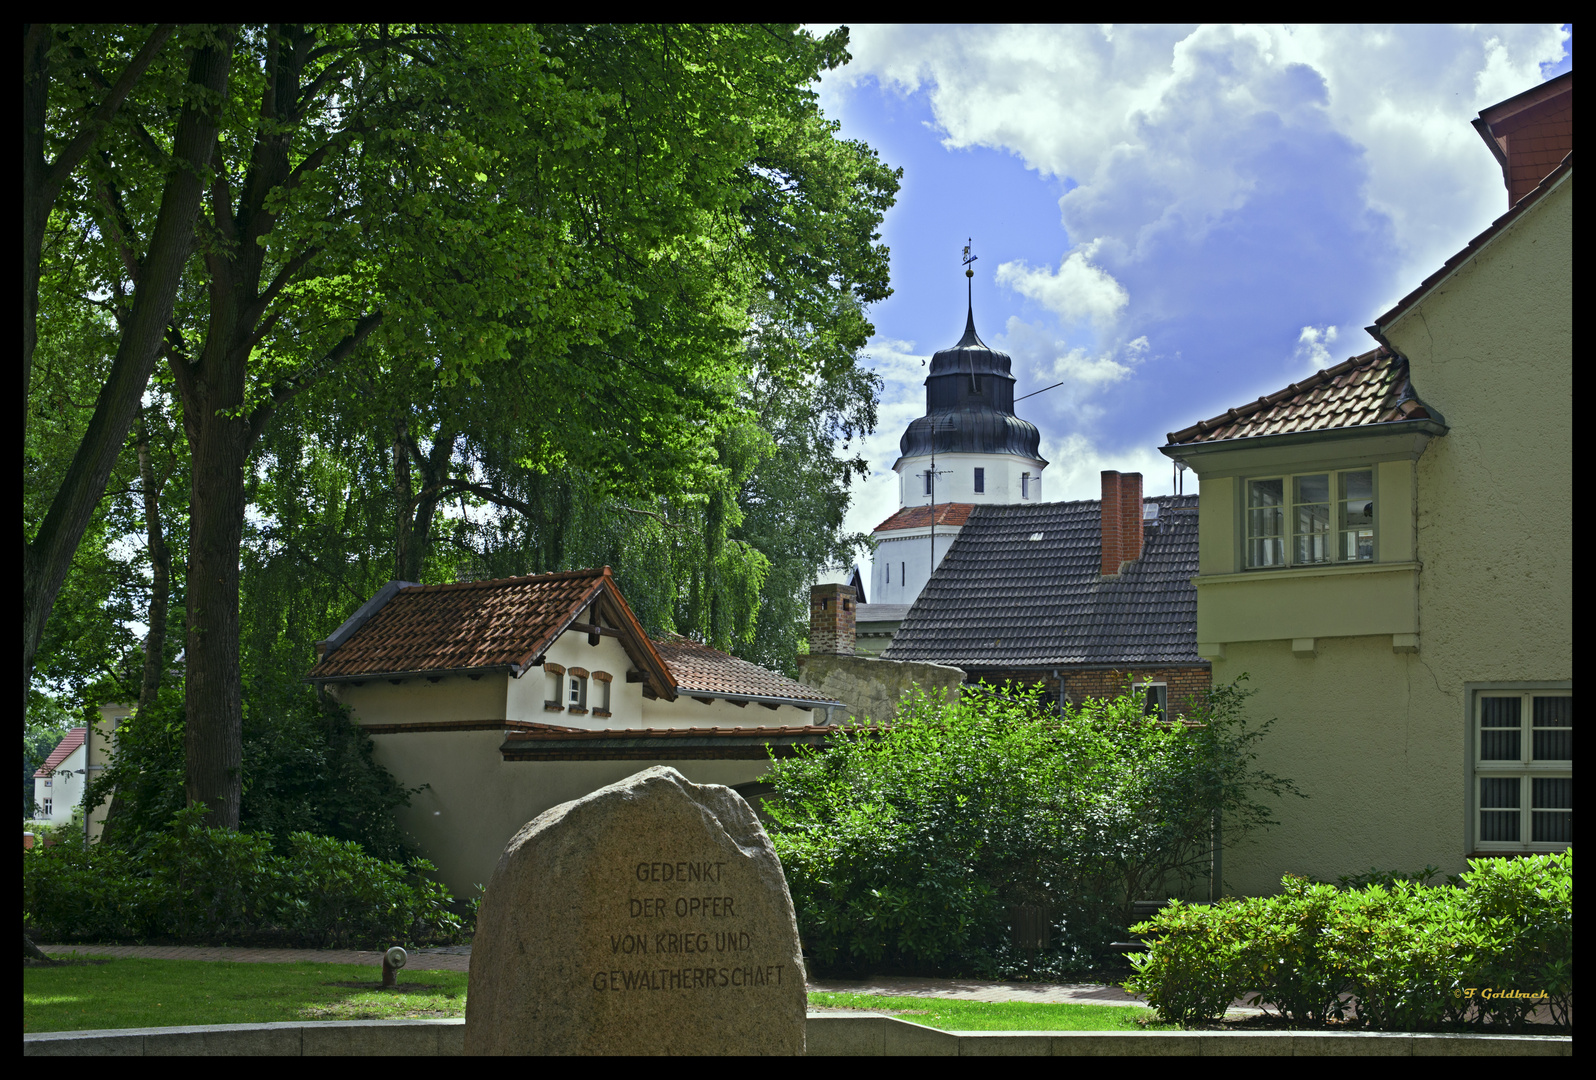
1246 468 1374 568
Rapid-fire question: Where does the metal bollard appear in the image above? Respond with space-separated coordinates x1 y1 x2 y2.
382 946 407 988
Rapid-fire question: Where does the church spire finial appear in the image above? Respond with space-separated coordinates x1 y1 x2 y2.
959 239 981 345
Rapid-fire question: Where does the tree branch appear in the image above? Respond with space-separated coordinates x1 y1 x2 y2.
47 25 178 192
245 311 383 447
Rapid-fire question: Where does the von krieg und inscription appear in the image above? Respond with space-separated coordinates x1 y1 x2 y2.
464 767 806 1056
593 859 788 994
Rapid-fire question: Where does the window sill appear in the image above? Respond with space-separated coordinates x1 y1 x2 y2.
1196 560 1419 585
592 709 612 719
567 708 588 716
543 703 565 712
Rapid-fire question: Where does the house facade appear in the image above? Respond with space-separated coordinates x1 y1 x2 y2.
1160 76 1571 894
307 567 843 896
29 704 128 841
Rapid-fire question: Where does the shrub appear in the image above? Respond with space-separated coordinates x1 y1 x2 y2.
1126 850 1573 1030
763 676 1297 977
22 805 462 948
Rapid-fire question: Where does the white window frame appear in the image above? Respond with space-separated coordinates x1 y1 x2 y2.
42 796 53 817
567 675 587 711
1244 467 1376 570
1133 681 1168 719
1465 682 1572 854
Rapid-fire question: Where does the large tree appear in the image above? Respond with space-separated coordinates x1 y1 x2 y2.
24 25 234 715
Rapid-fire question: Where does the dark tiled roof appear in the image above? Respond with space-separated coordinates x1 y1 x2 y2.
34 727 85 778
1374 152 1572 331
873 503 976 533
305 568 673 695
1164 347 1434 446
856 603 912 623
652 636 840 706
883 496 1202 668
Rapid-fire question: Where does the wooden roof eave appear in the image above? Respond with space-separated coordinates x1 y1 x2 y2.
510 574 677 701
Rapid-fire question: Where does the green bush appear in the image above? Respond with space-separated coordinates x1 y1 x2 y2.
23 806 463 948
763 677 1297 977
1125 849 1573 1030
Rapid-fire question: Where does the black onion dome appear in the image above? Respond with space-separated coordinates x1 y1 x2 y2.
898 306 1045 462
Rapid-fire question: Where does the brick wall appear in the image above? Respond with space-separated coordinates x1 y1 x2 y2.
1099 470 1144 576
964 664 1212 717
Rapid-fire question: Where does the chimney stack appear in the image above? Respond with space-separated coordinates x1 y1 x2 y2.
809 584 856 655
1100 470 1145 576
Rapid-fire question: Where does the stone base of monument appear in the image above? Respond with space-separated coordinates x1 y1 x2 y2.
463 767 807 1055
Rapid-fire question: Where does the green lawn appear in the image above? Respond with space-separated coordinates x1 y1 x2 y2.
807 992 1169 1031
25 956 1165 1034
24 956 468 1034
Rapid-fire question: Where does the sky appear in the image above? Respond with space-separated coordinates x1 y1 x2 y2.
816 24 1573 545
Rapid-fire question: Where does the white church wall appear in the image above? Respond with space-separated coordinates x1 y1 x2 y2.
896 452 1047 505
870 529 960 606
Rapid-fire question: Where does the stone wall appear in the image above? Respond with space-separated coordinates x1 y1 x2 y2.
796 654 965 725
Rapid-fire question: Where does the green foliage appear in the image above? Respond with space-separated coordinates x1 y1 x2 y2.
87 690 417 862
23 806 463 949
1125 850 1573 1030
763 678 1295 977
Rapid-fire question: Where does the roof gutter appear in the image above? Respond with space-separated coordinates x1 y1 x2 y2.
675 689 846 711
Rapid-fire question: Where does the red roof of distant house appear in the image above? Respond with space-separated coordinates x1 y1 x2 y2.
34 727 85 778
1164 347 1437 447
873 503 976 533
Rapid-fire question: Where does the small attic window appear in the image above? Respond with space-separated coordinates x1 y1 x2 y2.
1028 532 1044 542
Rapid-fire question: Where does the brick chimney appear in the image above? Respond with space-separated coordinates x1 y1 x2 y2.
809 584 856 655
1100 470 1144 577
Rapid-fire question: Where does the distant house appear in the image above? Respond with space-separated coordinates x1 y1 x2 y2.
878 471 1210 716
1160 73 1571 894
28 705 127 841
307 567 843 896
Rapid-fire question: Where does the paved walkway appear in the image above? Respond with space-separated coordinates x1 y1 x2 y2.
38 944 1162 1005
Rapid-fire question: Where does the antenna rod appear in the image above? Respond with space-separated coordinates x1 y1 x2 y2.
1014 380 1065 403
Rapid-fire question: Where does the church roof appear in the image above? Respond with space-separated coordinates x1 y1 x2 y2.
883 495 1202 669
873 503 976 533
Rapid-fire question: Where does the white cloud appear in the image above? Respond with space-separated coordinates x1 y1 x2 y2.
1036 432 1181 501
995 239 1129 327
832 23 1569 291
1295 324 1339 369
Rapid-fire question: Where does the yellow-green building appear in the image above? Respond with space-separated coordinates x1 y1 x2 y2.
1161 82 1571 896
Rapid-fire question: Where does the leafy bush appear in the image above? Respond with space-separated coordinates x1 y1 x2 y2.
763 677 1296 977
1126 849 1573 1030
86 688 419 862
23 806 463 948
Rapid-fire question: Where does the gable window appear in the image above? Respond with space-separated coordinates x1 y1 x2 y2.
544 663 566 711
567 667 589 713
1471 688 1572 852
974 467 985 494
592 671 613 718
1246 469 1373 568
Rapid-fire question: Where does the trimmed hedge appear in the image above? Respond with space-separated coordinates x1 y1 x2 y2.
23 806 464 949
1125 850 1572 1030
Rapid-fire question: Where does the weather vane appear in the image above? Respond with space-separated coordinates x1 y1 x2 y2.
962 239 977 279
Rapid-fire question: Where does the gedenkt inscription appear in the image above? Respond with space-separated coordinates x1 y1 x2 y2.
464 766 806 1055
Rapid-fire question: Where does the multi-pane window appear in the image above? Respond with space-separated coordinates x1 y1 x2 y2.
42 797 52 817
1246 469 1374 568
974 467 985 494
1474 690 1572 851
567 676 587 711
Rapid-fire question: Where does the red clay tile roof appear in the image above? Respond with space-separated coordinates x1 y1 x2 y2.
873 503 976 533
499 724 833 761
1374 152 1572 333
34 727 85 778
651 636 841 706
306 568 674 696
1163 347 1437 446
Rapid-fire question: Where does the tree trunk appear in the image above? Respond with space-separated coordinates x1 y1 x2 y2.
135 409 172 711
23 32 233 715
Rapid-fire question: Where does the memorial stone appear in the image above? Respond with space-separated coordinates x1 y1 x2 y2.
463 766 807 1055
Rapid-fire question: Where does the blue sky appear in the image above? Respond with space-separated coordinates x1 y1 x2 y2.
816 24 1572 541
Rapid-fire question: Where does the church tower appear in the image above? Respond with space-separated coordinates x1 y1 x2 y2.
869 246 1049 606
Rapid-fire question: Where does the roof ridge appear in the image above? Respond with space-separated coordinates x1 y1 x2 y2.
402 567 609 593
